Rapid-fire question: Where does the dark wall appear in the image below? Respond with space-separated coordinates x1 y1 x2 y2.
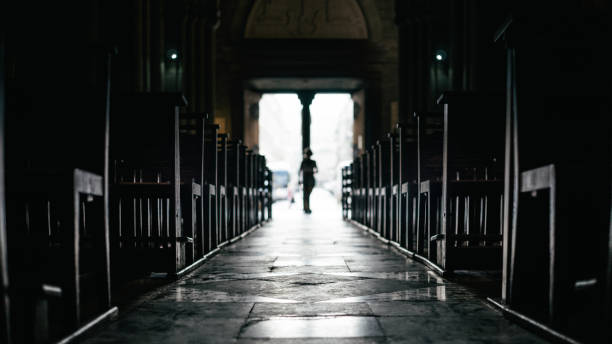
395 0 511 136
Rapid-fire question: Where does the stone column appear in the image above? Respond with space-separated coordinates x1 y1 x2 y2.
297 91 315 151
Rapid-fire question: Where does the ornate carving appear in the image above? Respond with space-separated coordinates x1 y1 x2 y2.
245 0 368 39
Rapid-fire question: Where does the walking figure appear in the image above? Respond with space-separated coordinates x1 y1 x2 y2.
299 148 317 214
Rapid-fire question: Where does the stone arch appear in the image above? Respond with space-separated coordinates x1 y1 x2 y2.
244 0 368 39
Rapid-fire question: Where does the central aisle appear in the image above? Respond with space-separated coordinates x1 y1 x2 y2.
84 190 547 343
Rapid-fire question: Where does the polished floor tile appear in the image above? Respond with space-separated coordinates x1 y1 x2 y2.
240 317 384 338
82 190 549 343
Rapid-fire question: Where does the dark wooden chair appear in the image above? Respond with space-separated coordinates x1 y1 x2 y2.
238 144 248 235
217 134 228 245
342 165 352 220
264 167 273 221
396 124 419 253
110 93 198 278
433 93 505 272
257 155 268 224
496 17 612 342
377 139 391 240
355 156 366 225
387 132 399 245
252 153 263 227
203 123 219 252
4 50 116 343
366 147 377 232
416 111 444 264
244 150 253 230
179 113 206 263
7 171 112 343
227 140 241 239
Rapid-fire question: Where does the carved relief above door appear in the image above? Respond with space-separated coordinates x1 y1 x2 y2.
244 0 368 39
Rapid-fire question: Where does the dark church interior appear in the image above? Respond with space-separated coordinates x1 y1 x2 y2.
0 0 611 343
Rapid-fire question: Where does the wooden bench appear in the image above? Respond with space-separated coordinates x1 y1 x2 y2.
416 111 444 263
7 170 113 342
396 124 419 252
434 93 505 272
264 167 273 221
342 165 353 220
244 150 254 230
3 49 116 343
255 154 267 225
496 16 612 342
357 156 367 226
203 123 219 252
348 156 362 223
110 93 197 277
179 113 206 263
217 134 229 245
366 147 377 232
386 132 399 245
377 139 392 240
497 19 611 339
238 144 248 235
227 140 241 238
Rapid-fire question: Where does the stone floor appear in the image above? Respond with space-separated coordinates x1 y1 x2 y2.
83 190 548 343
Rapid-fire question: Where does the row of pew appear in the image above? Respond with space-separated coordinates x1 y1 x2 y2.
343 17 612 343
111 94 272 281
0 52 272 343
345 93 505 273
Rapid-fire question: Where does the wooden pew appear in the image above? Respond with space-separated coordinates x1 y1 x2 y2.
252 154 261 225
227 140 241 239
496 15 611 342
416 111 444 264
396 124 419 253
110 93 196 278
244 150 254 230
366 147 377 232
4 50 116 343
342 165 352 220
203 123 219 252
264 167 273 221
434 93 505 272
8 171 114 343
179 113 206 263
357 156 366 225
349 160 356 222
350 157 360 224
217 134 228 245
253 154 263 226
377 138 391 240
248 152 263 229
387 132 399 245
256 155 267 225
238 144 248 235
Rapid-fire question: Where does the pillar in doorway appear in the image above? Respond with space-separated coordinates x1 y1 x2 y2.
297 91 315 150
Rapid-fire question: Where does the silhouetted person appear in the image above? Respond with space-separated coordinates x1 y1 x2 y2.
299 148 317 214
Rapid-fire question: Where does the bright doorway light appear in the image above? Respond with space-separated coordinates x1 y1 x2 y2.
259 94 302 203
310 93 353 200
